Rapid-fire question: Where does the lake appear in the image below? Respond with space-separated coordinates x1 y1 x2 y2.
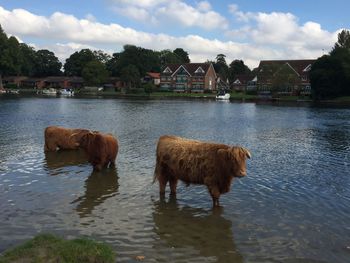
0 95 349 262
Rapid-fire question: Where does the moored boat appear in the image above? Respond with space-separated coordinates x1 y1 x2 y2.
58 88 74 96
41 88 57 95
216 91 230 100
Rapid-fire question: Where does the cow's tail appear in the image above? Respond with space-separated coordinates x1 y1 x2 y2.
153 163 160 184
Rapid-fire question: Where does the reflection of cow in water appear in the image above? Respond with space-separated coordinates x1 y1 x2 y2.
152 196 243 263
44 149 88 169
71 167 119 218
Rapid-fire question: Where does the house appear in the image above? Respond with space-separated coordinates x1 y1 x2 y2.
3 76 28 87
160 63 217 93
231 74 255 92
143 72 160 86
255 59 315 95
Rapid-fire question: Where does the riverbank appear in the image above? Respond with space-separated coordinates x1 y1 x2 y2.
0 234 115 263
3 88 350 105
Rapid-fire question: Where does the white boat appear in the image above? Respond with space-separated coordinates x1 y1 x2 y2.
41 88 57 95
6 89 20 94
216 92 230 100
58 88 74 96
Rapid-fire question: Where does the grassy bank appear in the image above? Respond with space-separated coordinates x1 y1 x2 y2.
0 234 115 263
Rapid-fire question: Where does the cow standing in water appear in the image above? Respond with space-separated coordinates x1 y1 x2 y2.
154 135 251 207
79 132 118 171
44 126 91 152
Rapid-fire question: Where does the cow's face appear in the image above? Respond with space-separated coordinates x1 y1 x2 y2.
79 132 96 149
219 147 251 177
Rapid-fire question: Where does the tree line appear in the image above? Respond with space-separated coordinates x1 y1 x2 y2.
0 24 251 88
310 29 350 99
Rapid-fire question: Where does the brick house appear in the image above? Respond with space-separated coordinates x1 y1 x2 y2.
255 60 315 95
160 63 217 93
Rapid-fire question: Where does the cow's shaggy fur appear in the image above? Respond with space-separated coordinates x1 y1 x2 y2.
44 126 91 152
79 132 118 171
154 135 251 207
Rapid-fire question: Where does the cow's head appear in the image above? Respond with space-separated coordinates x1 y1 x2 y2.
218 146 251 177
78 131 97 149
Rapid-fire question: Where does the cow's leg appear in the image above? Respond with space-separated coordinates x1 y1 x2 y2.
44 142 57 152
169 177 178 196
158 174 168 196
208 186 221 207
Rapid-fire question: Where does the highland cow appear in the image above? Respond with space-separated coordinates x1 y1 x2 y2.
79 132 118 171
44 126 91 152
153 135 251 207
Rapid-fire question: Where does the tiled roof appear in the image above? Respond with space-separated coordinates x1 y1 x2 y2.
147 72 160 79
258 60 316 76
162 63 212 76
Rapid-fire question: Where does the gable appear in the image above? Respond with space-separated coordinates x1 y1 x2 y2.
303 64 312 72
163 67 172 74
172 65 191 76
194 66 205 74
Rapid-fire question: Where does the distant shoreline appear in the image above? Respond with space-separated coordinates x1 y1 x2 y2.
2 89 350 106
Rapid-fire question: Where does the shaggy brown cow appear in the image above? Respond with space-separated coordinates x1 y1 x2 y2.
153 135 251 207
44 126 91 152
79 132 118 171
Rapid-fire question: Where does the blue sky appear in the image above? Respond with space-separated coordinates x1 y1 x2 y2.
0 0 348 68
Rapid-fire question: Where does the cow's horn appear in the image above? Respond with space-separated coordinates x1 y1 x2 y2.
245 148 251 159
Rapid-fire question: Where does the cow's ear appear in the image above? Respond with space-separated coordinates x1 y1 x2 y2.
217 148 229 160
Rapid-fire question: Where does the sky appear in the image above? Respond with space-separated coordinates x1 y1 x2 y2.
0 0 349 69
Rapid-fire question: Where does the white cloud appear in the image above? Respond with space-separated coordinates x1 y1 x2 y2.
110 0 228 31
0 5 342 69
156 1 228 30
197 1 212 12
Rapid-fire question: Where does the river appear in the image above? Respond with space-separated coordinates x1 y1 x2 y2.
0 95 349 262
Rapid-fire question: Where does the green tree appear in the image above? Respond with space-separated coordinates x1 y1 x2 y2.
173 48 190 63
120 64 140 90
82 60 109 86
158 49 181 69
310 55 346 99
20 43 37 76
214 54 229 82
228 59 251 82
64 49 96 76
311 29 350 99
115 45 160 77
35 49 62 76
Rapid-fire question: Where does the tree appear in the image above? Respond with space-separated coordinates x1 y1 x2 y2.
114 45 160 77
82 60 109 86
120 64 140 90
158 49 181 69
173 48 190 63
35 49 62 76
214 54 229 82
310 29 350 99
20 43 37 76
228 59 251 82
333 29 350 50
64 49 96 76
310 55 346 99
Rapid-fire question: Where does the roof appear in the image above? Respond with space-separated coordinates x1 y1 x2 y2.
258 59 316 76
146 72 160 79
232 74 255 85
162 63 212 76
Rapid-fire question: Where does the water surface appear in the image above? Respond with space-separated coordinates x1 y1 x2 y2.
0 96 349 262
